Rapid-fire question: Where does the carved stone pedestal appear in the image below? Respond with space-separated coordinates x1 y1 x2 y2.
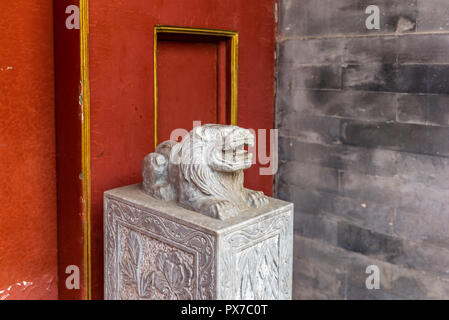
104 184 293 300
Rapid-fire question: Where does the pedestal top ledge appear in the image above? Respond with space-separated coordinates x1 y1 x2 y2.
105 183 293 236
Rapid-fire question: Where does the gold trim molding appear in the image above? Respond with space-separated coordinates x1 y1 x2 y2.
80 0 92 300
153 25 239 148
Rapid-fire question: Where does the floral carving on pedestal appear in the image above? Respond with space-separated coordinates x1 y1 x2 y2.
153 250 194 300
119 230 194 300
218 210 293 300
105 199 215 300
237 236 279 300
120 231 155 299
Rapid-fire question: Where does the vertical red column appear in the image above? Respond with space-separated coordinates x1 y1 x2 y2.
0 1 58 299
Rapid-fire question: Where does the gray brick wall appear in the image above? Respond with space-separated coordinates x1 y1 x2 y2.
276 0 449 299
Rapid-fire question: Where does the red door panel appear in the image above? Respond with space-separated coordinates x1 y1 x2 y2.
158 41 218 142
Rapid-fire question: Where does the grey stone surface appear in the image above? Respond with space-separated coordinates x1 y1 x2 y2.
342 64 449 94
278 162 339 194
417 0 449 31
394 209 449 250
280 0 417 37
278 114 341 145
278 63 342 90
279 137 398 177
396 152 449 189
397 93 449 127
277 0 449 299
341 120 449 156
344 36 398 64
294 235 449 300
278 89 397 122
104 184 293 300
278 182 396 237
278 39 344 65
397 34 449 64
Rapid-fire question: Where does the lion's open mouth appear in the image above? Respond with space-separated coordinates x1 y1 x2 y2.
197 125 255 172
218 133 254 171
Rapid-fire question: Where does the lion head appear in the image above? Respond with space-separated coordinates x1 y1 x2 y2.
143 124 266 219
174 124 255 205
178 124 254 172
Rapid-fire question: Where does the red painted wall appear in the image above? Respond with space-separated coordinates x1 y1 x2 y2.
0 1 58 299
158 40 220 142
89 0 276 299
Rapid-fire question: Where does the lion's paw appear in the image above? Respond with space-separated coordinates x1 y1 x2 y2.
208 200 239 220
245 190 269 208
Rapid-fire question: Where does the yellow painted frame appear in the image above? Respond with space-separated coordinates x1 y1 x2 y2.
153 25 239 148
80 0 92 300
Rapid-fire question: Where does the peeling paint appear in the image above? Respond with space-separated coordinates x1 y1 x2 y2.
0 274 56 300
0 66 13 72
79 80 84 123
0 281 33 300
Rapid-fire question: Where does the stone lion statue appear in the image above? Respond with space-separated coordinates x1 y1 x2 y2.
142 124 268 220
